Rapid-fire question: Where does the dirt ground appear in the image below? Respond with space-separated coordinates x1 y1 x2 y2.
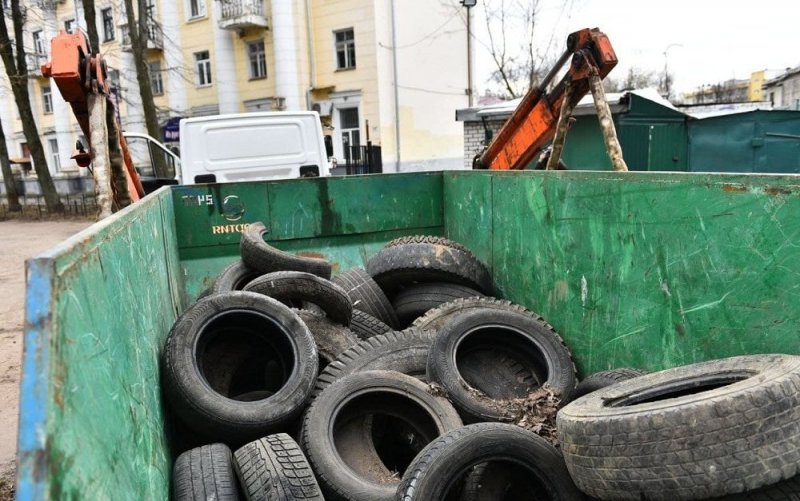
0 218 92 498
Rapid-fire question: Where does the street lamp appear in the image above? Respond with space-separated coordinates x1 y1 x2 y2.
461 0 477 106
663 43 683 102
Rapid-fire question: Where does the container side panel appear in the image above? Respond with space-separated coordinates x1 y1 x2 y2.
267 174 443 240
20 190 178 500
443 172 494 274
172 182 271 249
491 171 800 376
17 259 55 501
174 174 445 298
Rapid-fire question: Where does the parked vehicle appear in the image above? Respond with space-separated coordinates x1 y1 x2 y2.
179 111 333 184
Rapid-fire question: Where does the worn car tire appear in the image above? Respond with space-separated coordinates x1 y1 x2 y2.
162 292 318 443
365 242 492 296
211 259 264 294
240 222 332 279
233 434 323 501
396 423 583 501
719 474 800 500
557 354 800 500
413 297 537 333
572 367 649 399
295 309 358 366
314 327 436 396
391 282 485 327
173 443 242 501
244 271 352 326
384 235 471 254
348 309 393 340
426 308 577 422
332 267 399 328
302 370 463 501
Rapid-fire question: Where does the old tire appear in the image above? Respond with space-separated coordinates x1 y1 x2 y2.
557 354 800 500
365 242 492 296
162 292 318 443
333 267 399 328
302 370 463 501
391 282 485 327
314 327 436 396
396 423 583 501
572 367 649 399
173 443 242 501
413 297 537 333
241 222 332 279
295 309 358 366
349 309 393 340
212 259 264 294
384 235 471 254
244 271 352 326
426 308 577 422
233 434 323 501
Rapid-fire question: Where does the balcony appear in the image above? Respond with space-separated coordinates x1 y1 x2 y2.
120 19 163 52
26 53 47 77
219 0 269 30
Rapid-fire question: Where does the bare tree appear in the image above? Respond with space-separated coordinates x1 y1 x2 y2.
604 67 662 93
482 0 555 99
0 0 63 212
123 0 160 139
0 117 21 211
81 0 101 53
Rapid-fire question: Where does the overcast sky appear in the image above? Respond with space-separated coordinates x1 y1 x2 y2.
471 0 799 97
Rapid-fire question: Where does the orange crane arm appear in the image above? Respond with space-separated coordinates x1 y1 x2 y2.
42 31 144 203
478 28 618 170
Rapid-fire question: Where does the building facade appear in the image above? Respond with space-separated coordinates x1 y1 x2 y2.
1 0 470 184
764 67 800 110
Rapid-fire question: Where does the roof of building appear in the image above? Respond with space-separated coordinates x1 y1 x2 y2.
456 88 682 122
764 66 800 87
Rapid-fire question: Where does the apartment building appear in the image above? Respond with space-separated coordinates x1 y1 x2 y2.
0 0 470 180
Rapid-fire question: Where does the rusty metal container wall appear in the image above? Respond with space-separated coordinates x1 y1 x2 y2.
18 170 800 498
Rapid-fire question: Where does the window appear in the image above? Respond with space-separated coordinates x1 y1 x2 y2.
32 31 46 57
339 107 360 159
194 51 211 86
101 8 115 42
187 0 206 19
64 19 76 34
48 138 61 172
247 40 266 79
42 86 53 114
335 29 356 70
149 60 163 95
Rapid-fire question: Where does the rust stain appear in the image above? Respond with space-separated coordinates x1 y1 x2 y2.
296 251 327 260
721 183 747 193
764 186 792 196
674 323 686 337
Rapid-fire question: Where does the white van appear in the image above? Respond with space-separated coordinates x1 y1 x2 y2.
179 111 332 184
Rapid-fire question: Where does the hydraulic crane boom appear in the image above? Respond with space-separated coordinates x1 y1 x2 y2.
42 31 144 217
478 28 618 171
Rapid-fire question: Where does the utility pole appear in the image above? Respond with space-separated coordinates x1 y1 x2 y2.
461 0 477 106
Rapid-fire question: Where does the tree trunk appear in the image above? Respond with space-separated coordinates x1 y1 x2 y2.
0 117 22 211
81 0 101 53
0 0 63 212
124 0 161 139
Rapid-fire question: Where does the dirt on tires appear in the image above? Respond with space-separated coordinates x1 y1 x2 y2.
0 217 92 499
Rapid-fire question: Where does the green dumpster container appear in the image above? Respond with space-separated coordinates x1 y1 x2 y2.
18 170 800 499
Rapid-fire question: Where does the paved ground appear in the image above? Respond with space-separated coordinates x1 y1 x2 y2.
0 218 92 498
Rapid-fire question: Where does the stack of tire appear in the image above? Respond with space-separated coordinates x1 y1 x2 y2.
162 225 800 500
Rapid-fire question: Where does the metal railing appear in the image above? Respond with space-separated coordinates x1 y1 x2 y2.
344 144 382 175
25 53 47 76
120 18 163 50
220 0 265 20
